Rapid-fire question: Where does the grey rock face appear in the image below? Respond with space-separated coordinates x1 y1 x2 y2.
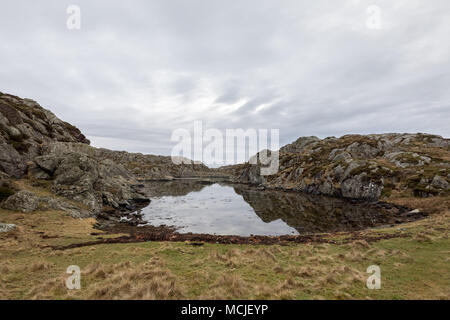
238 163 263 185
0 187 91 218
1 190 39 212
432 175 449 190
384 152 431 168
0 92 154 217
28 162 52 180
341 174 382 201
318 180 333 195
40 141 211 181
345 142 380 159
427 137 450 148
39 196 90 218
225 133 450 201
333 164 345 181
328 149 352 162
51 152 102 212
280 136 320 153
34 155 63 174
0 171 13 188
342 160 366 182
0 92 89 178
0 142 26 178
30 143 149 214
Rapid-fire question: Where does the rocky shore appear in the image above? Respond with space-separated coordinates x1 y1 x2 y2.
220 134 450 201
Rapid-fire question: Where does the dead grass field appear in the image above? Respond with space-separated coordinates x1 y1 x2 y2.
0 196 449 300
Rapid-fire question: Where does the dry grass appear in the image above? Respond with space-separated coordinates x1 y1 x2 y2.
86 260 182 300
0 184 449 300
21 259 184 300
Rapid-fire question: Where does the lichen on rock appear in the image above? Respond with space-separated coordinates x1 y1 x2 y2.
1 190 40 213
221 133 450 201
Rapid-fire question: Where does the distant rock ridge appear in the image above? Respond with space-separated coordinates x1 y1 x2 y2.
219 133 450 201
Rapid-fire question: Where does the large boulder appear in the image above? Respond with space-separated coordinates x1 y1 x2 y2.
0 186 93 218
431 175 449 190
29 143 149 214
38 196 91 218
0 142 26 178
1 190 40 213
341 174 382 201
51 152 102 212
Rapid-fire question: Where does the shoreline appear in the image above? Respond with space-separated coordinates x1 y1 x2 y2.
50 224 412 249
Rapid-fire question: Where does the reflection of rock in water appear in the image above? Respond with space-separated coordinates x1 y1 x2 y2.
144 180 213 197
142 181 420 235
233 185 407 234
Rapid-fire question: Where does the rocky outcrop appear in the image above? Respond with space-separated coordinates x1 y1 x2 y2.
38 195 91 218
34 141 212 181
340 174 382 200
0 93 150 216
0 92 89 178
0 189 92 217
27 143 149 214
280 136 320 154
1 190 40 213
27 141 214 213
221 133 450 201
0 91 212 217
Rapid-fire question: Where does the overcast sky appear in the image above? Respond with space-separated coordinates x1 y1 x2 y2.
0 0 449 161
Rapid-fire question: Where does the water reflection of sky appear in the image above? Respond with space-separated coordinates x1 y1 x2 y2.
142 183 299 236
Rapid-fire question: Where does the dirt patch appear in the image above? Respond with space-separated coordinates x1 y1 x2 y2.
50 224 410 250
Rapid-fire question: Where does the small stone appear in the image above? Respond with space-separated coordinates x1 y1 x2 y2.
431 175 449 190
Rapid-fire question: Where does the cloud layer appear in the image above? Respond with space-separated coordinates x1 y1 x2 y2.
1 0 449 161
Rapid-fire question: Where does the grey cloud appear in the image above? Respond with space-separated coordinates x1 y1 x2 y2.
0 0 449 160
